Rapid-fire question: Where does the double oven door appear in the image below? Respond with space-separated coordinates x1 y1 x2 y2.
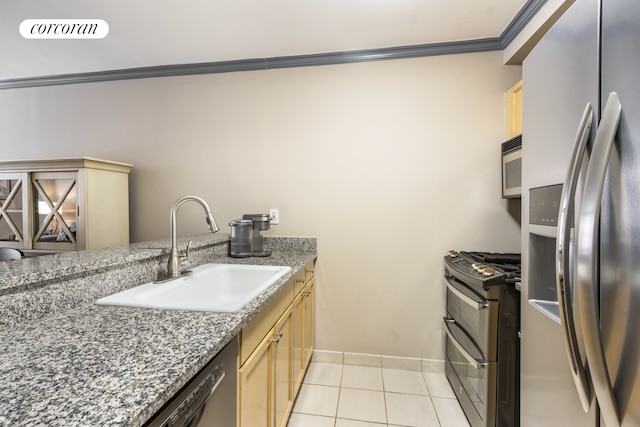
443 270 499 427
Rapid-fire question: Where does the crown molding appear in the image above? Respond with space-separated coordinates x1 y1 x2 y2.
0 0 543 90
499 0 548 47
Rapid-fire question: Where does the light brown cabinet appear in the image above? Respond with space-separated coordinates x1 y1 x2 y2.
294 265 315 391
292 291 305 397
292 264 314 394
238 260 315 427
238 327 271 427
303 279 314 367
238 305 293 427
273 307 293 427
506 80 523 138
0 157 132 253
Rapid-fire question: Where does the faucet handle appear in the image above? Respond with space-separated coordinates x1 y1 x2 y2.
180 240 192 264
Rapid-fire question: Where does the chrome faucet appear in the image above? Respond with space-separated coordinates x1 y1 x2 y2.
166 195 219 279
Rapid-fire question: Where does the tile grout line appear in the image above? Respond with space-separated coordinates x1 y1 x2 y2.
333 363 343 427
381 366 389 425
421 368 444 427
293 362 465 426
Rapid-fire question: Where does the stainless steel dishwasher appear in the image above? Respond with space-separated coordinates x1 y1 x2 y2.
145 336 237 427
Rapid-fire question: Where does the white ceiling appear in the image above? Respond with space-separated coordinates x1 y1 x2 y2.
1 0 527 81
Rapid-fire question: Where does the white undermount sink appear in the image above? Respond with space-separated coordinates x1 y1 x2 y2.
96 263 291 312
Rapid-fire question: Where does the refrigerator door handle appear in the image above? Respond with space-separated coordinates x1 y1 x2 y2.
556 103 594 412
577 92 622 427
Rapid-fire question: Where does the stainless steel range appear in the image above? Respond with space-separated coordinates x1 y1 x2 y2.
443 250 521 427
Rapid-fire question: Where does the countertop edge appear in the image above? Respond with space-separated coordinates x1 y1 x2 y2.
0 234 317 427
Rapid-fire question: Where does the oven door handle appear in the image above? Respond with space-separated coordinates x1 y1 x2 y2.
445 277 487 310
556 102 593 412
443 317 487 369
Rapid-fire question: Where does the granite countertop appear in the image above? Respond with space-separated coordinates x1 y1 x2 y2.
0 234 317 427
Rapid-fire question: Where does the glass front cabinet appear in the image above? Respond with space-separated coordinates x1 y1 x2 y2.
0 158 132 254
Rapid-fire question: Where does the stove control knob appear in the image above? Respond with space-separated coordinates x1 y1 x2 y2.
482 268 496 277
472 263 485 272
447 250 458 258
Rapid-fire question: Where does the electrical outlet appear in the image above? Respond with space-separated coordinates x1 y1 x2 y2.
269 208 279 225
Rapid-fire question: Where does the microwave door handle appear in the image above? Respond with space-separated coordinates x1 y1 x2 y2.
556 102 594 412
577 92 622 427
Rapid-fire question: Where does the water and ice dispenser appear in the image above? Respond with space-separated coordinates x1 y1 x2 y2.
528 184 564 323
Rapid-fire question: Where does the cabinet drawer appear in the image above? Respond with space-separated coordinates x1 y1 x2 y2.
293 270 306 296
240 280 294 366
304 260 315 284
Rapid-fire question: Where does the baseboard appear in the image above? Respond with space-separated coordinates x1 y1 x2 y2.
311 350 445 374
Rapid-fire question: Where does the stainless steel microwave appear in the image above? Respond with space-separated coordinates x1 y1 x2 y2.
501 134 522 198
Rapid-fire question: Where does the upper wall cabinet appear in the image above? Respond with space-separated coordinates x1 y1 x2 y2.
0 157 132 254
506 80 523 138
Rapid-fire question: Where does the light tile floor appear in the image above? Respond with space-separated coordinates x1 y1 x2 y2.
287 362 471 427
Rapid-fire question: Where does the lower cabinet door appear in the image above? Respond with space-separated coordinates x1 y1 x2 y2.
239 268 315 427
292 293 305 396
273 307 293 427
239 329 273 427
303 280 315 367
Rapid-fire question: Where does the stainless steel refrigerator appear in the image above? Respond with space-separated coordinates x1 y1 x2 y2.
521 0 640 426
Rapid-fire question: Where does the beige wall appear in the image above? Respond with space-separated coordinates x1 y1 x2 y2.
0 51 521 360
